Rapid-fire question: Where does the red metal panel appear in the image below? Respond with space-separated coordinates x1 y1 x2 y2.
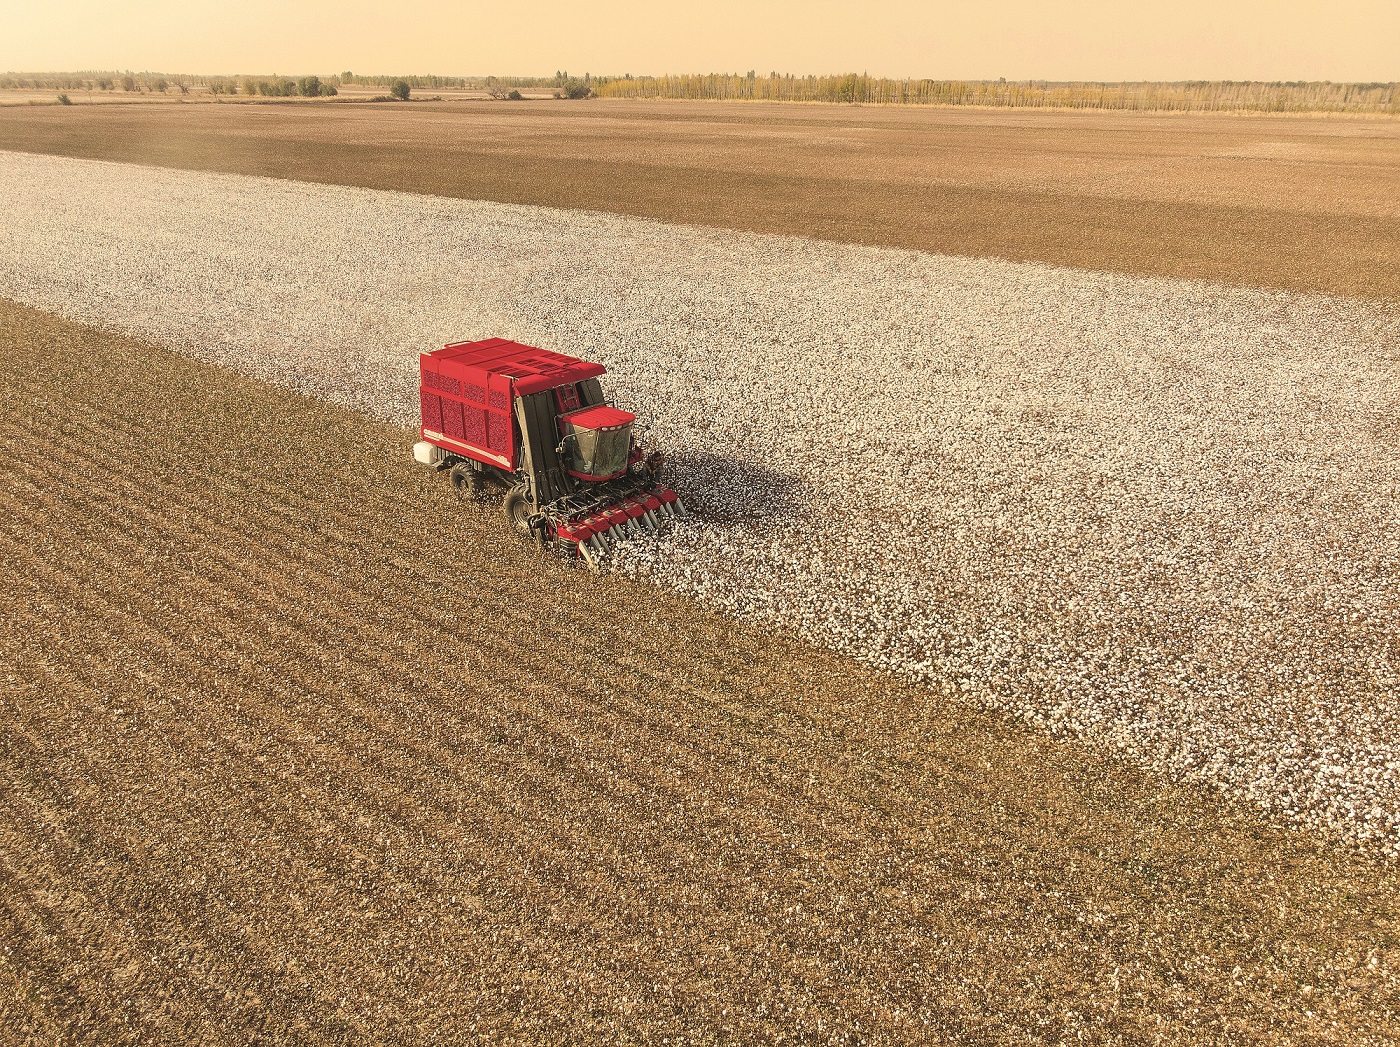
515 364 605 396
488 416 514 457
421 351 497 464
565 405 634 430
420 389 442 434
446 400 458 436
438 337 606 395
420 338 610 472
462 402 486 446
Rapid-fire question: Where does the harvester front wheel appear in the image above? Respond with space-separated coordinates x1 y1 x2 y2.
449 462 479 498
503 488 534 539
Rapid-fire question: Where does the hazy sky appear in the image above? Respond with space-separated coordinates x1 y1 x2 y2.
4 1 1397 81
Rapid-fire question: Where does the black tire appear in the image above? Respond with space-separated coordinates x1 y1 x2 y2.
502 488 534 538
449 462 479 497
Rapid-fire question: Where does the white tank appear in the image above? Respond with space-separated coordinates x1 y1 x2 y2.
413 441 445 466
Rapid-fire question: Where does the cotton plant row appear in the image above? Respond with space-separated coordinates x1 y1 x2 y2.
3 151 1398 854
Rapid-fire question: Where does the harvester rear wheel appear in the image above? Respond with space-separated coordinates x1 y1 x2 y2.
449 462 479 497
503 488 534 539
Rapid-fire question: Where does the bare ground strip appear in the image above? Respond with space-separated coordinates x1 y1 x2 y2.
0 100 1396 300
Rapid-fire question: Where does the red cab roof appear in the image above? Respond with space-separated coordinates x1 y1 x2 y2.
565 405 635 431
432 337 606 395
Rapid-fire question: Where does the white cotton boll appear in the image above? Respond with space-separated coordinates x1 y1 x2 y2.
3 151 1400 856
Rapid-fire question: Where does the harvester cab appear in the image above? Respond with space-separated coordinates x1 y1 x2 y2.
557 404 636 481
413 337 687 567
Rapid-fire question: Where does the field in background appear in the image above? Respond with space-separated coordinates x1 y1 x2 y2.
3 299 1398 1042
0 99 1397 299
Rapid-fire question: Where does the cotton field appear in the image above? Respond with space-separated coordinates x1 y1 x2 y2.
2 150 1398 854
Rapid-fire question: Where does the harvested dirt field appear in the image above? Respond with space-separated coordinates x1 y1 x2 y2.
0 100 1396 299
3 299 1400 1042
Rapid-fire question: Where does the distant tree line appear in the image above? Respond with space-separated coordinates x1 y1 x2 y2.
8 70 1393 113
0 71 334 97
332 70 593 98
333 71 560 89
0 70 598 100
0 72 189 94
594 73 1400 113
230 76 337 97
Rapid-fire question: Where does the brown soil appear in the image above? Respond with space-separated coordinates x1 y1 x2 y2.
0 99 1396 300
1 298 1398 1042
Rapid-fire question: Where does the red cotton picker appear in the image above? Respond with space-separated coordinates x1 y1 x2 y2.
413 337 688 567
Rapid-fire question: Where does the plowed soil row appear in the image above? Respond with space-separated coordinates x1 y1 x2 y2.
2 299 1398 1044
0 100 1396 299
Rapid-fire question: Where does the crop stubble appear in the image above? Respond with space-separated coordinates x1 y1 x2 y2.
2 300 1399 1042
0 99 1396 299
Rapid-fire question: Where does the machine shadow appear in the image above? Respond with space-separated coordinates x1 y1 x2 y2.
663 448 808 523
